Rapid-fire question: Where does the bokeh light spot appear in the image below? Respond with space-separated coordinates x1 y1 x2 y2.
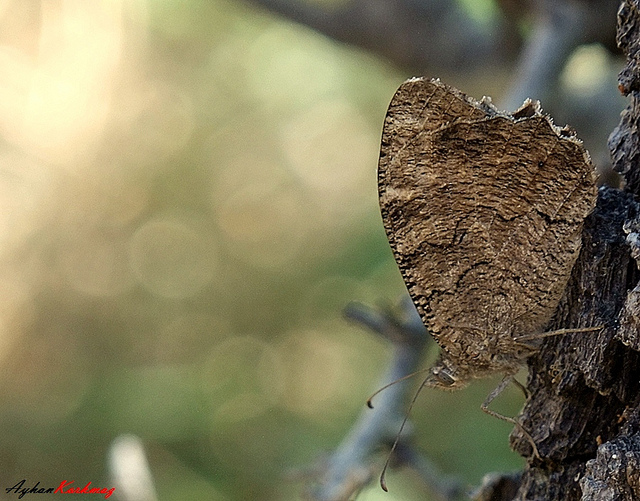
111 82 195 166
61 233 133 297
128 217 217 298
278 329 360 420
214 179 309 270
247 24 343 111
561 44 611 96
281 99 377 198
203 335 284 422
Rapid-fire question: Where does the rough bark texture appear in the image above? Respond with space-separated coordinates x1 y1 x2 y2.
475 2 640 500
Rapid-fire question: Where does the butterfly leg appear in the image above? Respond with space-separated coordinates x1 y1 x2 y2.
514 325 602 341
480 374 541 460
510 375 529 399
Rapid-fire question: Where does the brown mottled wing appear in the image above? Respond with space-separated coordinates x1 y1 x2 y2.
378 78 487 167
378 78 597 366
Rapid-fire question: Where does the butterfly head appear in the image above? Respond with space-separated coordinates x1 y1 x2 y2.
427 358 469 390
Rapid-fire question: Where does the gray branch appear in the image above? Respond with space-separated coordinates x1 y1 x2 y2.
303 298 465 501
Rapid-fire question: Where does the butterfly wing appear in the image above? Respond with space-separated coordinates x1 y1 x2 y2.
378 78 597 373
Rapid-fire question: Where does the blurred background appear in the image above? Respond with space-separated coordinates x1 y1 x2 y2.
0 1 628 500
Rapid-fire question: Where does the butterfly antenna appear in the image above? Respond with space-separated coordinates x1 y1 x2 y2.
366 369 427 408
380 374 430 491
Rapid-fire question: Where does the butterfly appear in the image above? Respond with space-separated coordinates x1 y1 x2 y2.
378 78 598 393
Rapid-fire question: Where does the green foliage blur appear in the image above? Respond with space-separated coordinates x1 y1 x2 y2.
0 1 618 500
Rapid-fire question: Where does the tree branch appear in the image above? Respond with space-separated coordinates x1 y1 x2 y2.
243 0 514 73
303 298 465 501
